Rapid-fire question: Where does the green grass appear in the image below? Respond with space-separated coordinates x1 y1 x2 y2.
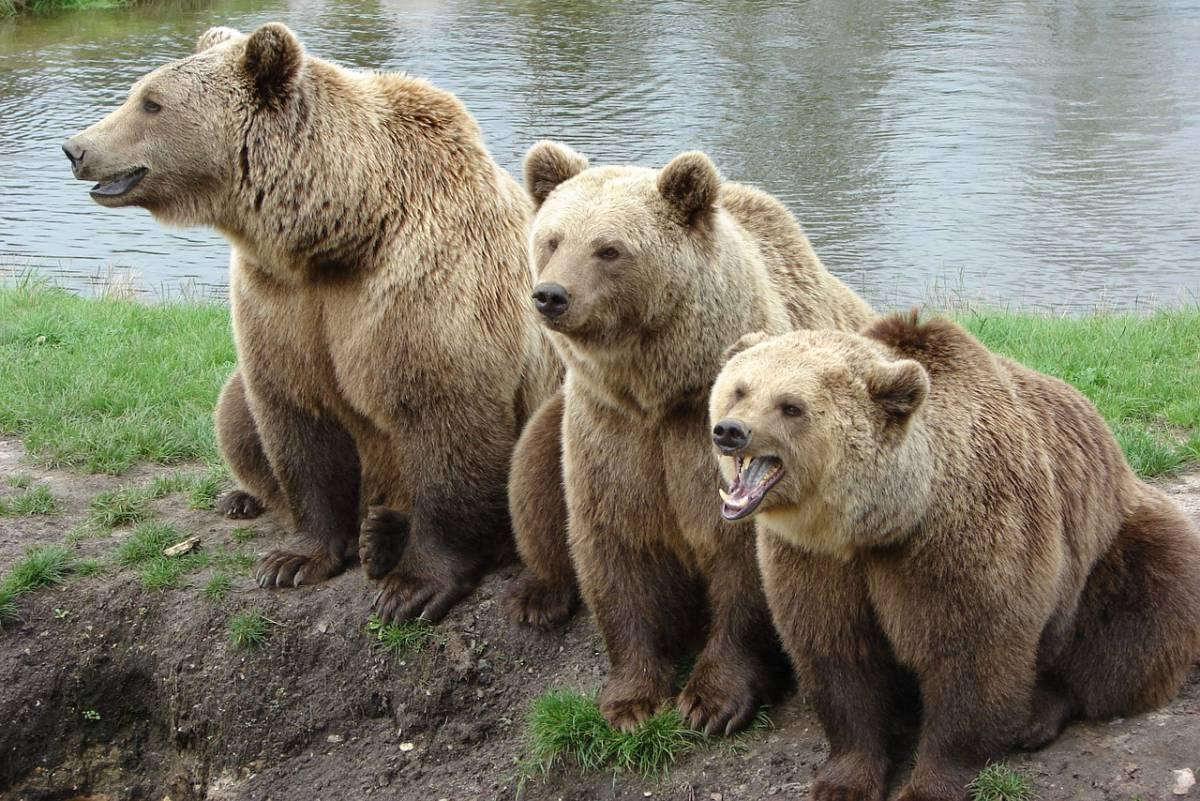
366 615 444 656
228 609 273 649
230 526 258 544
88 485 154 529
7 474 33 490
968 762 1032 801
203 572 232 603
0 484 60 516
0 280 234 474
518 689 769 790
963 309 1200 477
1 0 138 15
112 521 209 588
0 284 1193 481
0 543 75 623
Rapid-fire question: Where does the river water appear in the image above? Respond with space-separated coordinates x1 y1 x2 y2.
1 0 1198 309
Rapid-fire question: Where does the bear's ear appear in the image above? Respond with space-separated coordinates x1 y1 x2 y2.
524 141 588 208
724 331 771 362
867 358 929 422
658 151 719 227
197 26 240 53
243 23 303 104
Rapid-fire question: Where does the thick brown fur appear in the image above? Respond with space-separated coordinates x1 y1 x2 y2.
506 141 874 735
709 313 1200 800
66 24 561 622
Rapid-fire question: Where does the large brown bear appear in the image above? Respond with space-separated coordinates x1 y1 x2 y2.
506 141 874 734
64 23 561 622
708 315 1200 801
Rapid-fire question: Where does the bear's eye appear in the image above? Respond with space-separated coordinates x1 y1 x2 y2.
780 403 806 418
142 99 162 114
734 386 746 401
546 238 559 253
596 246 620 261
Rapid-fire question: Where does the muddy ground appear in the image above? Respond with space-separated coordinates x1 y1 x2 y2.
1 437 1198 801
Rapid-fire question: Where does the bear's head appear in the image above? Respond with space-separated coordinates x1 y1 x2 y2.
63 23 304 226
708 328 933 556
523 141 723 346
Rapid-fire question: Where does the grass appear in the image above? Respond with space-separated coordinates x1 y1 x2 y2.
366 615 444 656
0 283 1194 480
0 279 234 474
230 526 258 544
517 689 769 791
969 762 1032 801
112 521 211 588
203 573 232 603
0 484 60 516
0 543 75 623
1 0 142 22
228 609 273 649
963 309 1200 477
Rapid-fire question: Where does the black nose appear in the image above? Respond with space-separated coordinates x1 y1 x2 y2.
62 140 85 165
712 418 750 452
532 282 570 319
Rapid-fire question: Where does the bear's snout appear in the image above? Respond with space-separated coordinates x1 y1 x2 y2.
712 418 751 453
532 283 570 320
62 139 87 175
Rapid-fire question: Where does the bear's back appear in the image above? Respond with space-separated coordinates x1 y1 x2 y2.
718 183 874 333
868 314 1135 563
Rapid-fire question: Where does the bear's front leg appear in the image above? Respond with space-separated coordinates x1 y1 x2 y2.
760 537 896 801
885 594 1040 801
245 379 362 588
503 390 579 628
678 523 791 736
368 426 512 624
574 528 700 732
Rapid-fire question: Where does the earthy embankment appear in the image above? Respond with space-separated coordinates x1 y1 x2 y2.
1 288 1198 800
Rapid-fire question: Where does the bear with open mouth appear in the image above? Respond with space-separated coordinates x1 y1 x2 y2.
709 314 1200 801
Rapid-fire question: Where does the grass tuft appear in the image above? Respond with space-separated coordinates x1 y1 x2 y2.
203 572 232 603
115 522 178 566
366 615 443 656
230 525 258 544
0 484 60 516
0 543 75 623
228 609 273 649
187 467 227 511
968 762 1032 801
89 485 153 529
518 689 770 790
7 474 32 489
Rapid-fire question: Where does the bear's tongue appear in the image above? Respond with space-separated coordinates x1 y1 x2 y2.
91 167 148 198
719 455 784 521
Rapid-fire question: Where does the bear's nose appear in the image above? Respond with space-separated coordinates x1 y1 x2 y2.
712 418 751 453
532 283 570 319
62 140 86 166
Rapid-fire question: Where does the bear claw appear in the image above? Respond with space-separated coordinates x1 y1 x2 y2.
217 489 266 520
372 571 471 624
358 506 411 580
501 571 578 628
254 548 344 588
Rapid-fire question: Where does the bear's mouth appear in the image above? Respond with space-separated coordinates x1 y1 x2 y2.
90 167 148 199
719 454 784 521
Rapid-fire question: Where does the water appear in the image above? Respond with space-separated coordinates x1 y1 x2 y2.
2 0 1198 310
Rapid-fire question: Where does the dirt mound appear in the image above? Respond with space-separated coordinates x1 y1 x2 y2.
1 444 1197 800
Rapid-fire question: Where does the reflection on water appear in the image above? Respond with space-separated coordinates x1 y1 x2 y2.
1 0 1198 310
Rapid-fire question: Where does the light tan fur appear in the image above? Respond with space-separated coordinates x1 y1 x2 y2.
66 23 560 622
709 316 1200 801
506 141 873 734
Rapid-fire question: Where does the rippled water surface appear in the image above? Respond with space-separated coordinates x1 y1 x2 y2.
2 0 1198 308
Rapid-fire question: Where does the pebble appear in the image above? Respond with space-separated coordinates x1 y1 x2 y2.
326 734 344 744
1173 768 1195 796
399 742 415 752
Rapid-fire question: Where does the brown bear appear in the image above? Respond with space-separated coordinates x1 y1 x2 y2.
64 23 561 622
708 315 1200 801
505 141 874 734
